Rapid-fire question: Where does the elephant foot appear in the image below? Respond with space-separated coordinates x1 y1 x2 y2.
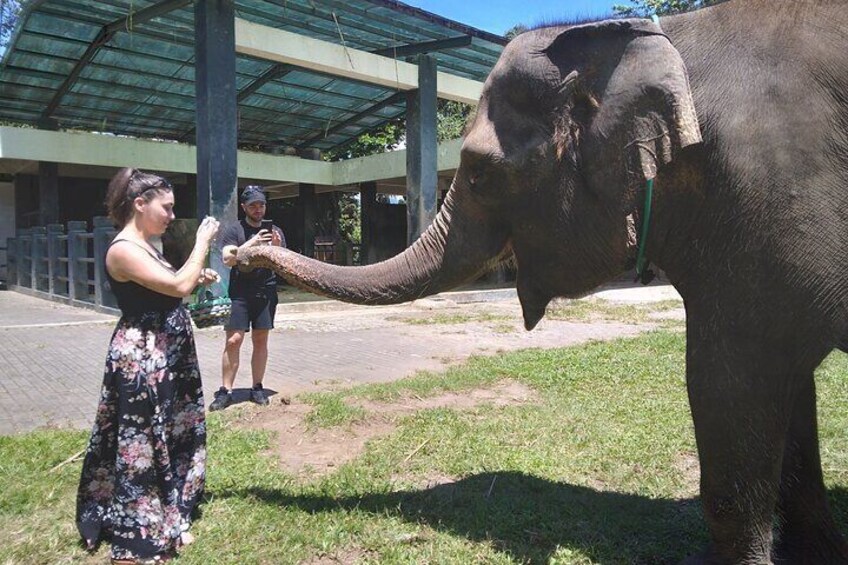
773 528 848 565
679 546 773 565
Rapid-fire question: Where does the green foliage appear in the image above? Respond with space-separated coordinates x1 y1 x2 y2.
336 192 360 243
505 24 529 41
613 0 721 16
323 119 405 162
436 100 472 142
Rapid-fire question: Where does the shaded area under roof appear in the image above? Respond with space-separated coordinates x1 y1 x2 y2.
0 0 505 155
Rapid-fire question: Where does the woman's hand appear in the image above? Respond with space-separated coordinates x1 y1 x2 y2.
197 268 220 286
196 216 220 246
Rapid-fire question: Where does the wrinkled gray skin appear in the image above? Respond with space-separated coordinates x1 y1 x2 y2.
240 1 848 562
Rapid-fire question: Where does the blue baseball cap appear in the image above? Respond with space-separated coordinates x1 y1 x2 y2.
240 185 267 205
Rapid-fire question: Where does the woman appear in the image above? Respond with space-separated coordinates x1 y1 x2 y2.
76 168 219 564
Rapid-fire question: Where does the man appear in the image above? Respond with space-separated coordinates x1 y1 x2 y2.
209 185 285 411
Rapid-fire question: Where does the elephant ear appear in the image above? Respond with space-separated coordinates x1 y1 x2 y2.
546 19 702 194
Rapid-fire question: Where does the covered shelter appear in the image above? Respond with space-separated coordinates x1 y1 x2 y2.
0 0 505 296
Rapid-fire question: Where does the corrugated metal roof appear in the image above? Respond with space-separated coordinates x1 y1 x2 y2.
0 0 504 154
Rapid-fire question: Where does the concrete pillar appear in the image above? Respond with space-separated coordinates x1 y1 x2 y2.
15 229 30 287
66 221 88 303
38 161 59 226
300 184 317 259
46 223 64 296
195 0 237 295
405 54 438 246
29 227 47 291
92 216 117 309
6 236 17 286
359 181 377 265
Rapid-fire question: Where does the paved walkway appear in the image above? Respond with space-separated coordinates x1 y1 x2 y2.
0 283 682 435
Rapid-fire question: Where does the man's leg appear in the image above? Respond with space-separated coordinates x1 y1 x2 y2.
250 329 269 388
222 329 245 390
249 289 277 405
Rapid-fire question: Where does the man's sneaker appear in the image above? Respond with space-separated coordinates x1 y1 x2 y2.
250 384 270 406
209 387 233 411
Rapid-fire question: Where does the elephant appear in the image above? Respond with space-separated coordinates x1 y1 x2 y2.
238 0 848 562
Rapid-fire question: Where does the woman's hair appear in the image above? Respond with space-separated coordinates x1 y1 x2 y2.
105 167 173 227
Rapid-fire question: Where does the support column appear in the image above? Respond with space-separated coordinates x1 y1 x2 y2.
195 0 237 294
37 118 60 227
30 226 47 292
16 229 31 287
405 54 438 246
66 221 88 303
46 223 64 296
359 181 376 265
300 184 317 259
93 216 117 310
38 162 59 226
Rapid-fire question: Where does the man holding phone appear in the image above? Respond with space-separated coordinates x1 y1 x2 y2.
211 185 286 411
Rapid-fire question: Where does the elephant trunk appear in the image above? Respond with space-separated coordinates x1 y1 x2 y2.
237 184 509 305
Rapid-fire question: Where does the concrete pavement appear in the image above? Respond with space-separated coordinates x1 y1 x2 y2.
0 283 682 435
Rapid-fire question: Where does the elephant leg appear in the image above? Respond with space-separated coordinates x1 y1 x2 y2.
773 374 848 564
685 345 792 564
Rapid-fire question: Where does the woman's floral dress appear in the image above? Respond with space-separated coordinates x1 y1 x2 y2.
77 246 206 561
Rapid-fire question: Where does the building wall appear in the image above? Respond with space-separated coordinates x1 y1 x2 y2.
0 181 14 281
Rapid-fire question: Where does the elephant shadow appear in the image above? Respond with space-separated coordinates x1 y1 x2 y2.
223 472 700 563
221 475 848 564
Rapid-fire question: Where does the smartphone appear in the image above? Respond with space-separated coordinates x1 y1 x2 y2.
260 220 274 245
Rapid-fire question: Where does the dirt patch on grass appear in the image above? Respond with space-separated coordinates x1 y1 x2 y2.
243 381 537 477
675 450 701 497
300 547 377 564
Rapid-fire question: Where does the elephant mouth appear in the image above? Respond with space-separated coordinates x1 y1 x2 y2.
516 269 553 331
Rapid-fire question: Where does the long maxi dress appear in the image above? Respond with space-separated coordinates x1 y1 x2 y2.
76 242 206 561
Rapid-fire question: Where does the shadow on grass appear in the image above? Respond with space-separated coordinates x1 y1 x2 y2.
218 477 848 563
219 472 710 563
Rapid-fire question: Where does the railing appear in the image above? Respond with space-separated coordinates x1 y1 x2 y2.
313 238 361 266
6 216 118 313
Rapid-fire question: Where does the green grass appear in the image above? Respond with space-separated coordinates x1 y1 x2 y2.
301 393 368 429
546 298 684 325
1 332 845 564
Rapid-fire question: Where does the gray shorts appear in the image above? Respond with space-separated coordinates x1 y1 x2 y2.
225 290 278 332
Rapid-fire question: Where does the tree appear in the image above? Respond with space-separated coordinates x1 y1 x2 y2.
505 24 529 41
612 0 721 16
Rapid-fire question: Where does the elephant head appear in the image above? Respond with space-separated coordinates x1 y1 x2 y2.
239 18 701 329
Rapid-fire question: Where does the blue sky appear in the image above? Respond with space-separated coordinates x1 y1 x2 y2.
404 0 620 36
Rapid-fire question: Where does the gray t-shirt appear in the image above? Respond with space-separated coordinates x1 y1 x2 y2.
220 220 286 297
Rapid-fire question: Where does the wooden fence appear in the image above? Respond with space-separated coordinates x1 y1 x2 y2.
6 216 118 313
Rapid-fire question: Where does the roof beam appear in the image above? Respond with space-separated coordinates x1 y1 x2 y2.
0 126 333 185
0 125 463 186
295 90 406 150
234 18 484 106
372 36 473 58
40 0 192 121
